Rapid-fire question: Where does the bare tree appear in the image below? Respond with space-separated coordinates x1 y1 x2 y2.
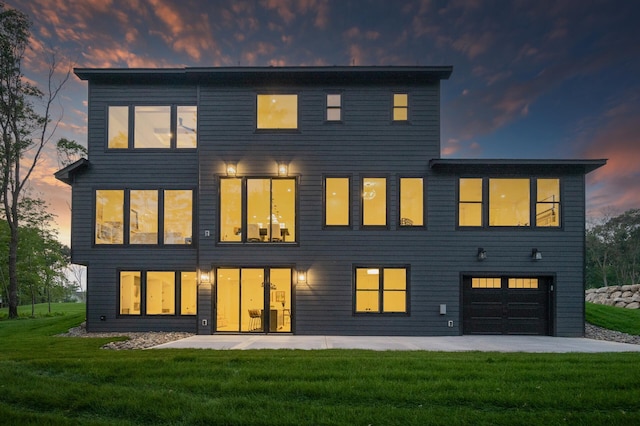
0 4 71 318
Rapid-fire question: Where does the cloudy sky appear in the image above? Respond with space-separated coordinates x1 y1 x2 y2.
5 0 640 245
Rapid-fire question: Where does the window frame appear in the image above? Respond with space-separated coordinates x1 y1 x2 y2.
353 265 410 315
392 92 409 122
325 93 342 122
361 176 389 228
256 93 299 131
398 176 425 228
323 175 352 228
106 104 198 150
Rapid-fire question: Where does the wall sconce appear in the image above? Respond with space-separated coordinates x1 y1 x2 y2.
297 270 307 284
532 248 542 260
226 162 237 177
277 161 288 176
477 247 487 261
200 270 211 284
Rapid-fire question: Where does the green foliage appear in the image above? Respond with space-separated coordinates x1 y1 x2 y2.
1 311 640 424
586 302 640 335
586 209 640 288
56 137 87 168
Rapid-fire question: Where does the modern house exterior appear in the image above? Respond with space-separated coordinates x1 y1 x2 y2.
56 66 605 337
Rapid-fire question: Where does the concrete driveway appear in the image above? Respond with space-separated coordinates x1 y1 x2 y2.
153 335 640 353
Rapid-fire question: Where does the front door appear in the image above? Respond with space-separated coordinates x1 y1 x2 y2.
215 267 292 333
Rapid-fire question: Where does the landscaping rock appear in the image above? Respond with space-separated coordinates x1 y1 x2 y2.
586 284 640 309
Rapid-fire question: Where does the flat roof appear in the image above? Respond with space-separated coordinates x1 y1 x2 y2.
430 158 607 174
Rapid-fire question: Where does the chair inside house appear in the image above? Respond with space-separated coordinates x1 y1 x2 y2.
247 224 261 242
248 309 262 331
271 223 282 242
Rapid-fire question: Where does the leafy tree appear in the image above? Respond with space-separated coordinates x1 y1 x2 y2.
56 137 87 168
0 3 71 318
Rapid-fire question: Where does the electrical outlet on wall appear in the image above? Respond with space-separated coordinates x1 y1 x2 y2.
448 320 454 327
201 319 208 326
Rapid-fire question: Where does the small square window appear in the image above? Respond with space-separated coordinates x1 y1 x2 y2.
257 94 298 129
327 94 341 121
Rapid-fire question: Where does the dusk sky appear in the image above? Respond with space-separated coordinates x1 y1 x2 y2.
5 0 640 246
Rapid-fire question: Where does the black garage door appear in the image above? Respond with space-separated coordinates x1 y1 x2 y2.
462 276 551 335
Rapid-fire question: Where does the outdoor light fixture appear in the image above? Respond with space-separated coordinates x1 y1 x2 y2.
532 248 542 260
297 270 307 283
277 161 288 176
200 270 211 283
226 162 237 176
477 247 487 261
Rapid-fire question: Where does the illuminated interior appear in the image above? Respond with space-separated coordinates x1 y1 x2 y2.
180 272 197 315
327 94 341 121
163 190 193 244
489 179 530 226
108 106 128 149
362 177 386 226
216 268 292 332
220 178 242 242
95 190 124 244
129 190 158 244
400 178 423 226
471 278 501 289
257 94 298 129
325 177 350 226
393 93 408 121
508 278 539 289
355 267 407 313
134 106 171 148
146 271 175 315
119 271 140 314
536 178 560 226
176 106 197 148
459 178 483 226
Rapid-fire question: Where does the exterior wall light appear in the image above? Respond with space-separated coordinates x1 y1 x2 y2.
477 248 487 261
532 248 542 260
200 270 211 284
277 161 288 176
297 270 307 283
226 162 237 177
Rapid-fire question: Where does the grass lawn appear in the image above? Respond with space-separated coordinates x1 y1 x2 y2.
586 302 640 335
0 305 639 425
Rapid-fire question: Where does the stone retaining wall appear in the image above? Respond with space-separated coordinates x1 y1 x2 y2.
585 284 640 309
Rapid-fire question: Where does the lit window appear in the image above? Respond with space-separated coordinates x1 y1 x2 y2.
164 190 193 244
362 177 387 226
176 106 197 148
119 271 140 315
327 94 341 121
108 106 129 149
95 190 124 244
536 179 560 227
325 177 350 226
471 278 501 289
180 272 197 315
146 271 175 315
393 93 408 121
129 190 158 244
355 267 407 313
489 179 530 226
459 178 483 227
134 106 171 148
400 178 423 226
257 94 298 129
508 278 539 289
220 178 242 242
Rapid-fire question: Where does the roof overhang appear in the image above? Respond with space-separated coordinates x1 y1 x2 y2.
429 158 607 175
54 158 89 185
74 66 453 86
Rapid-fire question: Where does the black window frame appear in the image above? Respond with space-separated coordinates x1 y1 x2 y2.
398 176 426 228
323 175 352 228
353 265 410 316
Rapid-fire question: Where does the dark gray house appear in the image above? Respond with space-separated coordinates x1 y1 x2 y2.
56 66 605 337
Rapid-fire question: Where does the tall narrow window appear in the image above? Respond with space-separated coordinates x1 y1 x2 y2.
134 106 171 148
257 94 298 129
95 190 124 244
146 271 175 315
180 272 197 315
129 190 158 244
119 271 141 315
326 94 341 121
176 106 197 148
489 179 530 226
164 190 193 244
400 178 423 226
108 106 129 149
393 93 408 121
325 177 350 226
459 178 483 227
355 267 407 314
536 179 560 227
220 178 242 242
362 177 387 226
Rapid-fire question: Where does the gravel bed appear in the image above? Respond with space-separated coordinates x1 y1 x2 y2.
59 322 639 350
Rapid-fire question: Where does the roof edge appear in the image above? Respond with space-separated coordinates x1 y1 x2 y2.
54 158 89 185
430 158 607 174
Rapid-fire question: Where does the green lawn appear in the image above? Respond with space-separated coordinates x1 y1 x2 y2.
586 302 640 335
1 305 639 425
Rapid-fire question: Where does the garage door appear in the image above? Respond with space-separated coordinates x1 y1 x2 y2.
462 276 551 335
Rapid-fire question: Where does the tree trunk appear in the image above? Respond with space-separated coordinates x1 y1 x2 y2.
8 222 18 318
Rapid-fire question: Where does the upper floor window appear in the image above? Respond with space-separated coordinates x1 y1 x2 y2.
326 94 342 121
393 93 408 121
220 177 297 243
324 177 350 226
257 94 298 129
459 178 483 226
489 178 530 226
355 267 408 314
536 179 560 227
107 105 197 150
96 190 124 244
399 178 424 226
362 177 387 226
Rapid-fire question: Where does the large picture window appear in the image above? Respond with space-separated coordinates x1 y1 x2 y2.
220 177 296 243
119 270 197 316
489 179 530 226
362 177 387 226
355 267 408 314
325 177 350 226
257 94 298 129
399 178 423 226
